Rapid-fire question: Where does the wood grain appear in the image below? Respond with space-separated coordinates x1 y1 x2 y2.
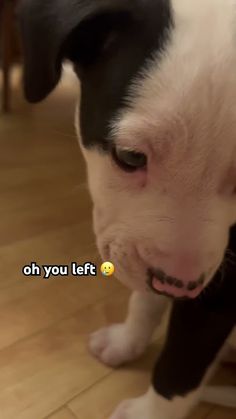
47 407 77 419
47 407 76 419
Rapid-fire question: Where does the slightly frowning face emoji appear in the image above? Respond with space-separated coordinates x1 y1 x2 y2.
100 261 115 277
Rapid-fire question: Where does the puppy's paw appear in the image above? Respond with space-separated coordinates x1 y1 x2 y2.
109 396 151 419
88 323 148 367
109 400 135 419
110 388 195 419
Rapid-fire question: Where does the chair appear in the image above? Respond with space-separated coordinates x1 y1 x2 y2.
0 0 20 112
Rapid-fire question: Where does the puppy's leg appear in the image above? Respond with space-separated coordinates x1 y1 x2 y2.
89 291 167 367
202 326 236 408
109 387 200 419
110 296 235 418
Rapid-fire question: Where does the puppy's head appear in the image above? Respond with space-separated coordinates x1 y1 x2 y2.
19 0 236 298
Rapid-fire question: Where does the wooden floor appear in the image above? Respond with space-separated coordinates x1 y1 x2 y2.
0 68 235 419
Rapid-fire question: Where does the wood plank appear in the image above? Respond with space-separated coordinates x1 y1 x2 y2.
0 221 96 289
0 293 129 419
69 344 163 419
46 407 77 419
0 273 125 351
0 192 92 246
0 232 125 349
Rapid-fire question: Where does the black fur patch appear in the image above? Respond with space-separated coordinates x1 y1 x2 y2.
19 0 173 149
69 2 173 149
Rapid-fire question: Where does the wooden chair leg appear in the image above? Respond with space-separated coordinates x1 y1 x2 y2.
1 1 13 113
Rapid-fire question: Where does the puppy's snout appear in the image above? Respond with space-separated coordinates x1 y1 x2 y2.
140 245 215 298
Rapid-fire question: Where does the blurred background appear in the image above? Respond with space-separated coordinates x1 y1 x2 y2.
0 2 235 419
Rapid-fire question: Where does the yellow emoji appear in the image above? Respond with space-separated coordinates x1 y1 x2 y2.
100 261 115 277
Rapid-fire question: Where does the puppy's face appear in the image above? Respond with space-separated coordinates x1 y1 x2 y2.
20 0 236 298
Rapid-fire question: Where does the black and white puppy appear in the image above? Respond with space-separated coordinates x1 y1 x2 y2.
19 0 236 418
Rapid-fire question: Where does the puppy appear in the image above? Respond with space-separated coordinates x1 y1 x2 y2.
19 1 236 418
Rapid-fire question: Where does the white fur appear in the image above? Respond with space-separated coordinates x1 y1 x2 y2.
89 291 167 367
109 387 200 419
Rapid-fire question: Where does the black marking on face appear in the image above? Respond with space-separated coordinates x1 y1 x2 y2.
174 279 184 288
166 277 175 285
187 281 198 291
19 0 173 149
148 267 166 283
187 275 205 291
147 268 206 293
147 269 188 300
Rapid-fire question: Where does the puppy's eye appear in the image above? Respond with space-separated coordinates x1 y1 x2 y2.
112 147 147 172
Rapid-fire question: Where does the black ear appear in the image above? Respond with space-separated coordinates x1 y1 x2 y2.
18 0 134 103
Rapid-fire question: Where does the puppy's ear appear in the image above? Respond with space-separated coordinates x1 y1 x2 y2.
18 0 133 103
